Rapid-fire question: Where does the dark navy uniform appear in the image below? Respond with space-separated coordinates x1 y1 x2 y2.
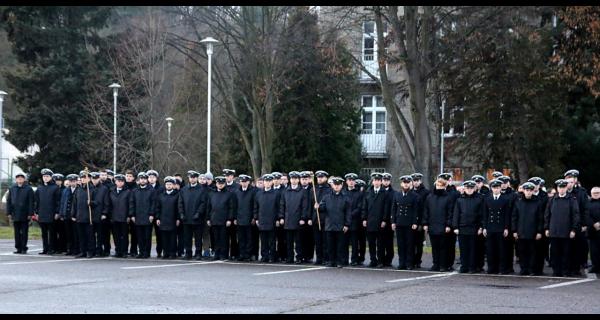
6 176 35 254
391 186 420 269
482 187 511 274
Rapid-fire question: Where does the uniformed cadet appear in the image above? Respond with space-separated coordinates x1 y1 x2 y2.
251 178 262 260
100 169 114 188
279 171 309 264
155 177 180 259
71 171 99 258
315 177 351 268
544 179 580 277
499 175 517 273
308 170 331 265
147 170 164 258
438 172 459 271
587 187 600 273
280 173 289 189
254 174 281 262
482 179 511 274
356 179 366 192
529 176 550 275
107 174 131 258
271 171 287 262
511 182 544 275
564 169 589 276
124 169 138 257
344 173 365 266
6 173 35 254
223 169 240 260
471 175 488 272
206 176 235 260
299 171 315 264
52 173 67 254
362 172 391 268
234 174 256 261
172 177 185 257
411 173 429 269
491 171 504 179
391 175 420 270
381 172 395 267
130 172 155 259
35 168 61 255
422 177 454 271
60 174 80 256
91 172 111 257
453 180 484 273
179 170 207 260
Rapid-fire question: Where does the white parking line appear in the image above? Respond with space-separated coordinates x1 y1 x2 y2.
539 278 596 290
0 257 110 265
121 260 223 270
253 266 328 276
386 271 458 283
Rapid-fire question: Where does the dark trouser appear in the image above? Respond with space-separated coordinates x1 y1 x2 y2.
209 226 215 252
128 220 138 255
212 225 228 259
458 234 477 272
276 226 287 261
366 231 384 265
413 228 425 266
350 230 360 263
327 231 346 266
77 223 96 256
136 225 152 257
153 220 162 256
430 234 448 269
446 232 457 268
176 223 184 256
396 226 414 268
476 233 485 270
313 225 327 263
590 235 600 270
503 234 515 272
161 230 177 258
39 222 55 253
533 235 549 274
98 219 112 255
301 224 314 261
485 232 504 273
183 224 204 256
286 229 302 262
227 224 239 258
251 224 260 258
13 221 29 252
518 239 536 274
383 224 394 265
54 219 66 253
570 231 588 273
551 237 570 276
260 230 276 261
112 221 129 256
237 225 252 259
357 226 367 263
65 219 79 255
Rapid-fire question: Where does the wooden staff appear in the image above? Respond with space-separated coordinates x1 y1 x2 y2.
84 167 93 226
310 171 321 231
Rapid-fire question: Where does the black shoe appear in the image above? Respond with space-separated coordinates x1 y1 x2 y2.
459 268 468 274
589 267 599 273
268 258 275 263
157 253 162 258
86 253 94 258
161 255 169 259
286 259 294 264
519 270 530 276
13 250 22 254
295 260 303 264
552 273 563 277
407 266 414 270
350 261 358 266
136 254 144 259
429 265 440 271
368 262 378 268
39 251 47 255
184 254 192 260
337 265 343 269
75 253 86 258
376 263 384 268
397 265 407 270
415 264 421 269
326 263 335 267
468 270 477 274
487 270 499 274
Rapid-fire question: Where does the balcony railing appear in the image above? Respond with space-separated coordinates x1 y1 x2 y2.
361 133 387 158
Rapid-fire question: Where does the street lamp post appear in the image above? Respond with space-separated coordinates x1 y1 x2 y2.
440 99 445 175
0 90 7 192
200 37 219 175
166 117 173 173
109 83 121 174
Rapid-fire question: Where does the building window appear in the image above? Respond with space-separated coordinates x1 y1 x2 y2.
443 103 466 137
361 95 387 155
361 21 388 80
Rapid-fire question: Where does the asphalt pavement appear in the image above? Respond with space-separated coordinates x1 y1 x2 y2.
0 240 598 313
